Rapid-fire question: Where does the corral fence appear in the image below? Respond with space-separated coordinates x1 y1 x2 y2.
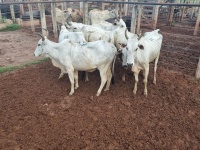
1 0 200 36
0 0 200 77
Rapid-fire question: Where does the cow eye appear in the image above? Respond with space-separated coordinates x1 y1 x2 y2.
38 44 40 46
122 44 126 48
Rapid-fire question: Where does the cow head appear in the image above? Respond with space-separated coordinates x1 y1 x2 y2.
34 33 48 57
120 30 140 67
109 10 118 19
113 18 126 28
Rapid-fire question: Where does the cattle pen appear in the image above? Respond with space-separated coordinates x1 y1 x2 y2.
0 0 200 149
1 0 200 76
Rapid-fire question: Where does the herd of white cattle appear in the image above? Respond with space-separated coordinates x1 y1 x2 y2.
34 8 163 96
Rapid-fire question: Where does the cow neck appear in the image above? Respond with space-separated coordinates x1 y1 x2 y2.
45 39 63 62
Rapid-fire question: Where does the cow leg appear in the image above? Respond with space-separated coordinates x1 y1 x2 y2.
85 72 89 82
122 72 126 82
122 67 128 82
133 70 140 95
104 66 112 91
74 70 79 89
81 71 89 82
96 67 107 96
153 56 159 84
58 71 65 79
67 69 75 96
143 67 149 96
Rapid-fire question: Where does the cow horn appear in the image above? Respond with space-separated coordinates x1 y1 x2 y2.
43 28 49 37
125 28 129 40
114 11 120 21
138 35 143 40
66 15 72 26
137 30 143 40
38 33 45 41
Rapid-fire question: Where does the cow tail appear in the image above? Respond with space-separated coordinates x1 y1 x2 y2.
111 52 117 84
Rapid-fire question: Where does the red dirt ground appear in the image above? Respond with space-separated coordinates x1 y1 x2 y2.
0 59 200 149
0 26 200 149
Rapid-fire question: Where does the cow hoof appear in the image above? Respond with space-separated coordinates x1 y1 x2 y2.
58 74 64 79
85 79 89 82
96 93 100 96
69 92 74 96
144 92 147 96
75 86 79 90
153 81 156 84
104 88 109 91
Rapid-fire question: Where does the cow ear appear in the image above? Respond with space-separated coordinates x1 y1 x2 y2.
72 9 75 12
138 44 144 50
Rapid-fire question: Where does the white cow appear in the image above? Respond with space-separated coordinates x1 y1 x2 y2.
92 17 127 31
65 17 121 32
65 20 88 32
56 7 83 24
82 25 115 44
83 19 133 50
63 7 83 22
34 35 117 96
58 25 86 44
88 9 117 25
53 25 88 80
56 7 83 32
66 18 135 50
120 29 163 96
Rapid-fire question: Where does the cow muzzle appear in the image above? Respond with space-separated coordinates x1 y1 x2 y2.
127 63 133 69
118 49 123 54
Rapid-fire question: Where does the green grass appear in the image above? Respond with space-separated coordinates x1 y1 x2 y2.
0 23 20 32
0 58 48 74
0 17 6 23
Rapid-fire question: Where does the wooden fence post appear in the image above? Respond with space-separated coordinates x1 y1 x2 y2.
180 3 186 22
19 0 24 17
168 5 175 25
83 0 89 24
195 57 200 79
124 0 128 16
63 2 67 10
115 3 120 18
0 10 1 20
137 5 142 34
153 5 159 29
28 4 35 32
102 2 105 10
60 3 64 11
131 5 137 34
0 0 2 19
10 4 15 22
38 3 47 36
190 0 197 20
80 2 83 12
51 2 58 38
194 5 200 35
